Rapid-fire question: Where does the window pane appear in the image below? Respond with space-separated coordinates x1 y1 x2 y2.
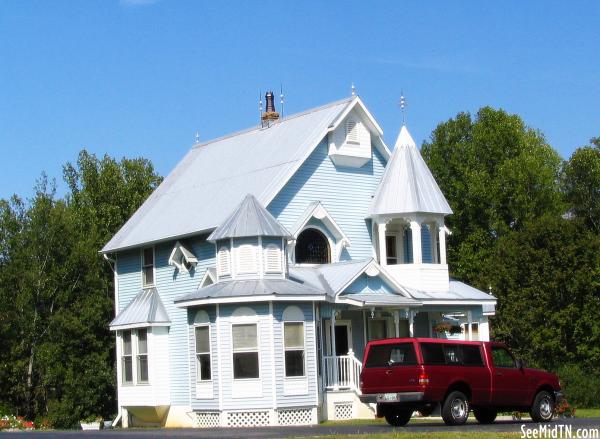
123 357 133 383
195 326 210 353
137 355 148 382
386 235 397 265
143 248 154 265
421 343 445 365
137 329 147 354
443 345 461 364
143 266 154 285
197 354 211 381
123 331 132 355
285 350 305 377
462 345 484 366
492 347 516 368
365 343 416 368
284 322 304 348
368 320 387 341
233 352 259 379
232 324 257 350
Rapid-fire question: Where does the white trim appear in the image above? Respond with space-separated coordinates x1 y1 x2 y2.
324 319 352 356
168 240 198 272
193 323 213 382
332 259 413 299
231 318 261 381
335 297 419 308
292 202 351 249
313 302 319 407
110 322 170 331
175 295 327 308
269 302 277 409
419 300 498 306
198 268 216 289
282 321 307 379
216 304 223 410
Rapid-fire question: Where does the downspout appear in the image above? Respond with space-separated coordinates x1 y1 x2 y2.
103 253 119 316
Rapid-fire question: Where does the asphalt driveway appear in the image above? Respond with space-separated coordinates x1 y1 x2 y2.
3 417 599 438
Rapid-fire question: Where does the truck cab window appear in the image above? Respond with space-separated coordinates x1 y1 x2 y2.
491 346 516 368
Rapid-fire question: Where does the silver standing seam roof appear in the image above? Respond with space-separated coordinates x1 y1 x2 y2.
174 278 326 306
109 288 170 330
370 125 452 216
102 97 357 253
207 194 292 242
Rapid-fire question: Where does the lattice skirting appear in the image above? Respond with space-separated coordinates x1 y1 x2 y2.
334 401 354 420
195 412 220 428
226 410 270 427
277 408 316 426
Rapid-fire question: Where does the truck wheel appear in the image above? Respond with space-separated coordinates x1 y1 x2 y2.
530 390 554 422
384 409 412 427
473 407 497 424
442 391 470 425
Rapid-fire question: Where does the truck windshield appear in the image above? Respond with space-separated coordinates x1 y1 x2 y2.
365 343 417 368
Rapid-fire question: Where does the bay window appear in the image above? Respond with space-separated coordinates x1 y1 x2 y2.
284 322 305 377
120 329 150 385
232 323 259 379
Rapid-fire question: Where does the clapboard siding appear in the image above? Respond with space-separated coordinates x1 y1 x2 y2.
268 138 386 261
116 249 142 312
273 302 318 408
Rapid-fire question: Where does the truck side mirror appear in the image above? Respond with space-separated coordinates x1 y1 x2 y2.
516 359 524 370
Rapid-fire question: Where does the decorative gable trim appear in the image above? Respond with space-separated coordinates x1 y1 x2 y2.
199 268 217 288
292 202 350 248
333 259 413 300
168 241 198 272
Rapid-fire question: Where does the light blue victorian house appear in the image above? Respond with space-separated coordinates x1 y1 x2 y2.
102 93 496 428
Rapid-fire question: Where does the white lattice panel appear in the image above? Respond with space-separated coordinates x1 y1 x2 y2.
277 408 314 426
334 402 353 420
196 412 220 428
226 411 270 427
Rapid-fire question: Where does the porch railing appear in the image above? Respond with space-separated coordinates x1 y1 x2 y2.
323 351 362 392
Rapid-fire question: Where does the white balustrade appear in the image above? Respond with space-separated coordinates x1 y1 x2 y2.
323 352 362 392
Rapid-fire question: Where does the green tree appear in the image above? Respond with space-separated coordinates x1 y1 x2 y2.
421 107 563 284
563 137 600 231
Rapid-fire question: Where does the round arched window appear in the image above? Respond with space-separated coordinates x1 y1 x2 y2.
295 229 330 264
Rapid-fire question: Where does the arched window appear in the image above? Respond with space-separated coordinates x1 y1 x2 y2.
295 228 330 264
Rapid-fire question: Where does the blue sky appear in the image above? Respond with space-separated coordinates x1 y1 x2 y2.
1 0 598 200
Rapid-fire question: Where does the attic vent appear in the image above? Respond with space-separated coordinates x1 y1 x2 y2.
237 244 257 274
218 246 231 276
346 119 359 144
264 244 282 273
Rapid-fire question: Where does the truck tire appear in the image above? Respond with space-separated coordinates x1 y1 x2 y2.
530 390 554 422
384 409 412 427
473 407 497 424
442 391 470 425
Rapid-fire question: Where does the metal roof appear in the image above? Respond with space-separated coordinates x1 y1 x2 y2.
175 278 326 306
102 97 357 253
370 125 452 217
109 288 170 330
207 194 292 242
402 279 496 302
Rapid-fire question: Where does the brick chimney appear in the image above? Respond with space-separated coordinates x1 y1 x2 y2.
261 91 279 126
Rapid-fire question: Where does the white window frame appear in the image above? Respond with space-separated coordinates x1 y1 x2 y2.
194 324 212 382
231 322 260 380
136 328 149 384
121 330 134 385
141 246 155 287
283 321 306 378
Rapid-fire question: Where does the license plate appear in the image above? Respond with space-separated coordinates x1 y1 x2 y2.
378 393 399 402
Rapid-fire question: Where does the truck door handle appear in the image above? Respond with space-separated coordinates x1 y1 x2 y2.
495 372 503 376
386 370 393 375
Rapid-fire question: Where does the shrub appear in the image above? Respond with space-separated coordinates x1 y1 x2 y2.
556 363 600 408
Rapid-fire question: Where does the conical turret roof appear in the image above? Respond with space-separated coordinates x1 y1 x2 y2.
370 125 452 216
208 194 292 242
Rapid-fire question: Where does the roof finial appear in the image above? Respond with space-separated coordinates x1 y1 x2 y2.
194 131 200 144
399 91 407 126
280 84 285 119
351 82 356 96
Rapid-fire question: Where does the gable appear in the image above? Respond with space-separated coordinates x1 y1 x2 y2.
342 273 397 296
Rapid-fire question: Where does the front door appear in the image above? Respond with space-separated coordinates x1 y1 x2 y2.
325 320 352 356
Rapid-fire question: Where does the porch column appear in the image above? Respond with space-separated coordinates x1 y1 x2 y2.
394 310 400 337
377 221 387 266
331 308 338 390
438 222 447 265
410 221 422 264
408 310 414 337
467 311 473 341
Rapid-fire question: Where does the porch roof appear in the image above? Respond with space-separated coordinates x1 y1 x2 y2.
401 280 496 306
174 278 326 307
109 288 171 330
337 293 421 308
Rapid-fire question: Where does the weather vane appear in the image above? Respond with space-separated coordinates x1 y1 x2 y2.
195 131 200 144
399 91 407 125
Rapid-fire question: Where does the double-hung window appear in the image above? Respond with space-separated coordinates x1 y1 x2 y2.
122 330 133 384
284 322 305 377
142 247 154 286
232 324 259 379
195 326 211 381
137 329 149 383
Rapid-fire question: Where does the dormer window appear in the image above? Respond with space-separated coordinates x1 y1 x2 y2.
295 229 330 264
168 241 198 272
217 245 231 276
346 119 360 144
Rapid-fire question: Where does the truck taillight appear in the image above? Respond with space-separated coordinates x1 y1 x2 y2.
418 373 430 385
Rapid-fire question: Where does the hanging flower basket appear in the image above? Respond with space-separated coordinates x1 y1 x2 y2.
433 322 463 335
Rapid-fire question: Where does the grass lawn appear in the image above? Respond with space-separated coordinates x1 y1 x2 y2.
576 408 600 418
297 433 521 439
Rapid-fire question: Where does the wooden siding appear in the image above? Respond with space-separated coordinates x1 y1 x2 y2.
343 273 396 295
269 138 386 261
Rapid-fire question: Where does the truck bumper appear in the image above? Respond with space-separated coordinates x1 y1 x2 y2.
359 392 425 404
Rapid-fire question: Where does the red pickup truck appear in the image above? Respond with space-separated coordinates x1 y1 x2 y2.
359 338 562 426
